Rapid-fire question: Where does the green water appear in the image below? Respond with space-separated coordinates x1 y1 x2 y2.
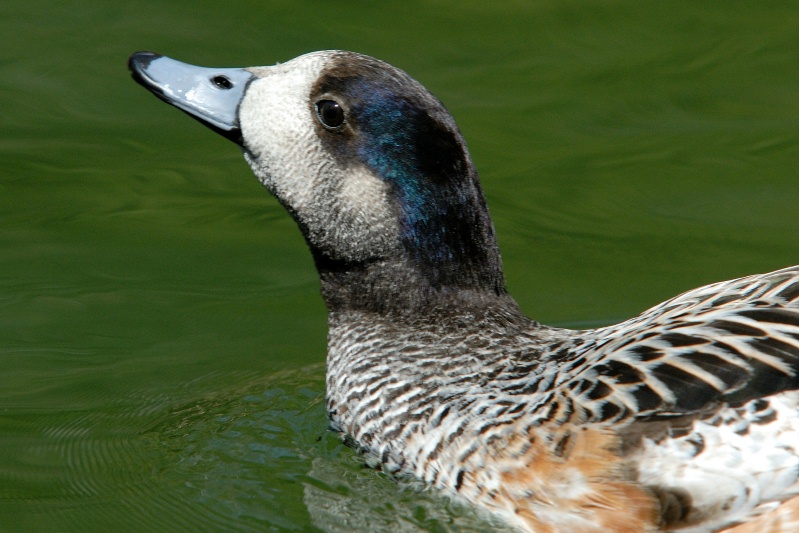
3 1 799 530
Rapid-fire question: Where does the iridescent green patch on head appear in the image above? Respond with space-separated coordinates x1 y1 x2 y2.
311 54 503 291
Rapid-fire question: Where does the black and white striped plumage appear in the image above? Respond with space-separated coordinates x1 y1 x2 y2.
130 50 799 532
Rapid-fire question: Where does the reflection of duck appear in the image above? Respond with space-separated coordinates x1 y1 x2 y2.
129 50 799 532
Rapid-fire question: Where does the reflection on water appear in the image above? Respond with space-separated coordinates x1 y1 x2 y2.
4 0 799 531
137 365 508 531
145 365 330 531
304 456 514 533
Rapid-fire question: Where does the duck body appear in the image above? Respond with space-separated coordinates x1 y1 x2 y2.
129 50 799 532
327 270 799 533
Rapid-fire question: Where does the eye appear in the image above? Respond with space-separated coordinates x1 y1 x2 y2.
315 100 345 129
211 75 233 89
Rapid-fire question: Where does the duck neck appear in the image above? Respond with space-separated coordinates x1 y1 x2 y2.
314 248 521 318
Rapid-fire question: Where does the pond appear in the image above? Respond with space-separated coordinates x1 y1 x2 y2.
2 1 799 531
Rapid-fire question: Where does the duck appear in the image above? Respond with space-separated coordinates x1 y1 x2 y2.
128 50 799 532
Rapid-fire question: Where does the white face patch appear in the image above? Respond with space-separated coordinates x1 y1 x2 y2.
239 52 400 262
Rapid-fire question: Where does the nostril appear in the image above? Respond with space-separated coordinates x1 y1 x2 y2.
211 75 233 89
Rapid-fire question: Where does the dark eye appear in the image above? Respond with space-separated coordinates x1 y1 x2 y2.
315 100 345 129
211 75 233 89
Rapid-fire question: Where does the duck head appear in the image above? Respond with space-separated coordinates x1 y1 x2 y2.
129 51 510 313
